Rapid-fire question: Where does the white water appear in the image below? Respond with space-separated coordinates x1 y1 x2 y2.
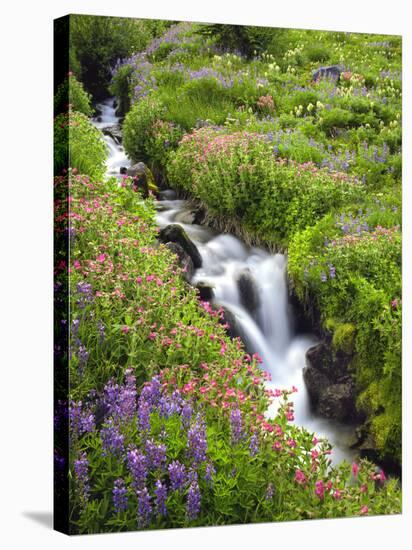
92 98 131 178
93 98 356 465
157 201 356 465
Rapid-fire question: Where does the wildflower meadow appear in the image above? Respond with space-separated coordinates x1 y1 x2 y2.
54 15 402 535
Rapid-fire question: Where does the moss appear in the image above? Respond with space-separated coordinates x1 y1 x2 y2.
332 323 356 354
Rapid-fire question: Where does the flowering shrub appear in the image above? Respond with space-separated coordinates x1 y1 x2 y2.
168 128 363 246
55 172 401 533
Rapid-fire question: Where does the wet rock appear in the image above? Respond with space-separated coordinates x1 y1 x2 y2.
303 365 330 406
103 124 122 144
96 116 102 122
196 282 214 301
306 341 350 382
127 162 148 179
317 383 357 422
193 206 207 225
159 224 202 268
158 189 177 201
219 306 241 339
164 242 194 282
237 268 260 318
120 166 128 175
127 163 158 198
174 210 196 224
313 65 343 82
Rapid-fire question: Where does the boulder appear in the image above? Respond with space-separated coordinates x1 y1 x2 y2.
317 383 357 422
127 162 158 197
193 206 207 225
120 166 128 175
127 162 149 179
313 65 343 82
303 365 330 406
103 124 122 144
159 224 202 268
164 242 194 282
237 268 260 318
196 282 214 302
158 189 177 201
219 306 241 339
306 341 351 382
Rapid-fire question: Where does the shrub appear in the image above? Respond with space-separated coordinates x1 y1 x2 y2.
306 44 330 63
54 74 94 116
54 111 107 178
168 128 363 246
319 108 354 135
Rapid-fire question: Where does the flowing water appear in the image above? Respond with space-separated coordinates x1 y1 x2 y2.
93 98 356 465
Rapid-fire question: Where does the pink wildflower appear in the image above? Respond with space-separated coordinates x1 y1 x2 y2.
315 480 325 499
295 470 306 484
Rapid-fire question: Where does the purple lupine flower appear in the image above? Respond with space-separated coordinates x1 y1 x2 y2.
320 271 328 282
154 479 167 516
77 343 89 367
127 448 148 491
187 480 201 520
103 380 121 419
168 460 186 492
101 419 124 456
265 483 274 500
230 407 243 445
140 376 161 408
76 281 93 308
187 416 207 464
181 402 193 427
113 478 128 513
145 439 167 470
137 487 152 527
329 266 336 279
137 398 151 433
249 434 259 457
69 401 95 437
97 320 105 342
204 462 216 486
119 368 136 419
74 451 90 505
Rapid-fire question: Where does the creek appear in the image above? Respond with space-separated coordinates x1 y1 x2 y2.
93 98 357 466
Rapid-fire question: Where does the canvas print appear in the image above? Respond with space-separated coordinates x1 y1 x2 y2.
54 15 402 535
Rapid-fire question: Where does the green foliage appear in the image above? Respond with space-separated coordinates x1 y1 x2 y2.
54 74 94 116
108 64 133 117
54 111 107 178
169 128 363 246
69 15 170 98
196 24 287 58
288 199 401 463
332 323 356 353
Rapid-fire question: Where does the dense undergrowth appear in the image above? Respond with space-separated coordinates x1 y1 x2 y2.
54 113 401 532
110 22 402 466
